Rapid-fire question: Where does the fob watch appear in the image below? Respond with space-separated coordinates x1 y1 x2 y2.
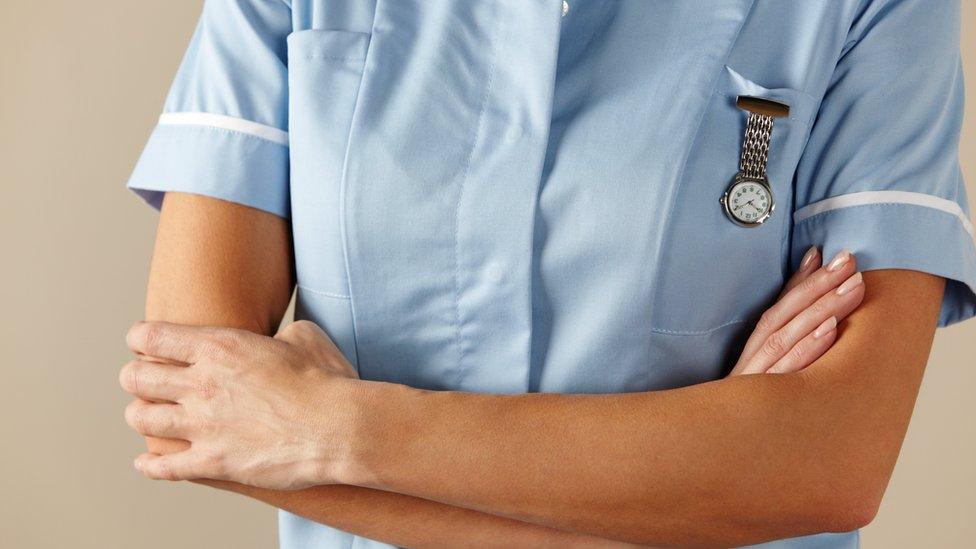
720 95 790 227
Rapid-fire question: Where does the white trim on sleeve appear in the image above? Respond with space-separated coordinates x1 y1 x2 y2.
158 112 289 146
793 190 974 238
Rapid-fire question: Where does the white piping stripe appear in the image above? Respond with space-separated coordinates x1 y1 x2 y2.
158 112 289 146
793 190 974 238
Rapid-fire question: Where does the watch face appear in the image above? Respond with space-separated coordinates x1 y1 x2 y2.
722 178 773 226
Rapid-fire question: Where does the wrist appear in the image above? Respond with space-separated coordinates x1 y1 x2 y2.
326 378 423 488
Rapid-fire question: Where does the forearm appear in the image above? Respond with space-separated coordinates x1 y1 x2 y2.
350 372 836 547
143 192 634 548
203 480 642 549
341 271 942 547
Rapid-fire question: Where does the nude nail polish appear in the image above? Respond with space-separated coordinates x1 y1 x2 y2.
836 271 863 296
813 316 837 338
826 249 851 272
800 246 819 272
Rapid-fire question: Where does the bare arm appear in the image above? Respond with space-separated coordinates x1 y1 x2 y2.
128 250 935 545
139 192 639 549
335 269 943 547
130 191 884 545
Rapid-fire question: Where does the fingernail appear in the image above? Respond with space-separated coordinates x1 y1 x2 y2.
813 316 838 338
134 457 142 470
826 249 851 272
836 271 863 296
800 246 819 272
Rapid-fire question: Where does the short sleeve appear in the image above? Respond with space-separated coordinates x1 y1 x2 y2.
126 0 292 218
792 0 976 327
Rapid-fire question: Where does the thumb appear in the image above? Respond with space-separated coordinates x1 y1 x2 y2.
274 320 339 355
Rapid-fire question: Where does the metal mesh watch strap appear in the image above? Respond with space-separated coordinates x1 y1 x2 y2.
738 112 773 179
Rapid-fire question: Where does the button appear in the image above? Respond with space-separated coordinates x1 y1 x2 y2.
562 1 569 17
484 262 505 283
503 124 525 143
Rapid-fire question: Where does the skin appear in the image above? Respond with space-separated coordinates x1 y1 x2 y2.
122 192 944 547
131 193 643 548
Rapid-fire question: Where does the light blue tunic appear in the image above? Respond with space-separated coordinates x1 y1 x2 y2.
126 1 976 547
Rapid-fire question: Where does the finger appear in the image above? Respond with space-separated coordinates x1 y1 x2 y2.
739 271 865 375
737 248 857 364
126 321 214 364
146 436 191 455
134 451 203 481
119 359 191 401
767 316 839 374
124 399 190 439
778 246 821 299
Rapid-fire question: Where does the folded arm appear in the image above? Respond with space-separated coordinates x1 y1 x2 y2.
341 267 942 547
135 192 641 549
130 193 943 547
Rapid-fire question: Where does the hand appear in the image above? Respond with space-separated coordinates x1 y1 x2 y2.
729 246 866 376
119 320 360 489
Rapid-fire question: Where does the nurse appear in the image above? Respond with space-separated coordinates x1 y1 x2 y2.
121 1 976 547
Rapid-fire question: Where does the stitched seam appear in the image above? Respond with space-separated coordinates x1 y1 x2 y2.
300 55 368 62
336 6 377 378
297 285 351 300
156 122 289 147
648 318 752 337
453 4 501 388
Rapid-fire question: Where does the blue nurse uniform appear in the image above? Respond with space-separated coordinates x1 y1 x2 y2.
127 1 976 547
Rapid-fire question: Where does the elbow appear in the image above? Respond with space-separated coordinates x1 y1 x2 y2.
807 475 887 533
818 491 883 532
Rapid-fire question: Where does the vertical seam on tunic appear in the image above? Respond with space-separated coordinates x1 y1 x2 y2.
338 3 378 379
453 3 502 388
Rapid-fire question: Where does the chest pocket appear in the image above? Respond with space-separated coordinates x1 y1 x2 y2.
287 29 371 298
648 65 821 335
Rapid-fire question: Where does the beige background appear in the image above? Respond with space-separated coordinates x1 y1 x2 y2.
1 2 974 548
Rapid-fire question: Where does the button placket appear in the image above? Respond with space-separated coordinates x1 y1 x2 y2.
450 2 563 392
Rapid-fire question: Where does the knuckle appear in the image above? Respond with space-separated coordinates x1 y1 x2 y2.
759 343 779 361
139 324 163 356
203 332 238 359
211 455 227 477
203 448 226 476
191 413 215 435
810 297 830 315
125 401 146 432
123 401 136 426
159 411 175 433
762 331 788 358
119 361 140 392
157 371 175 393
194 375 220 401
755 310 777 334
125 321 146 350
157 459 175 481
788 340 808 365
799 275 819 295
